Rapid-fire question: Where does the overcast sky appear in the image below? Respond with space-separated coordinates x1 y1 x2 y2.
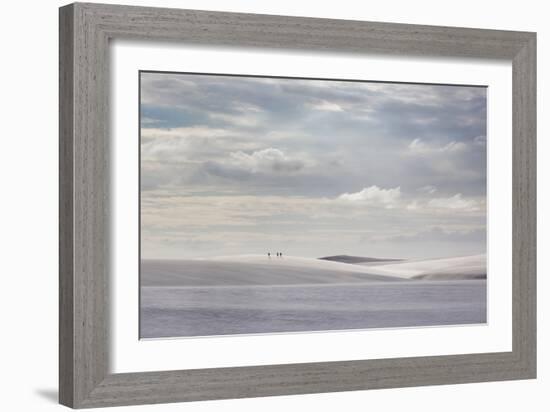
140 72 487 259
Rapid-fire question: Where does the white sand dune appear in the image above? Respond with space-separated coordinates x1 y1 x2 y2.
319 255 403 264
206 254 399 274
207 254 486 280
141 255 402 287
141 254 486 287
356 254 486 280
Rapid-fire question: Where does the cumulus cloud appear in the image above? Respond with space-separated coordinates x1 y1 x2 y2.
228 148 306 174
428 193 481 211
338 185 401 207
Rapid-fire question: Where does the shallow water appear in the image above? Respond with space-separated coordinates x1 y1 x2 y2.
140 280 486 338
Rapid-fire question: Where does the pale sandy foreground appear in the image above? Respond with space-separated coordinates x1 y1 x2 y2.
140 255 487 338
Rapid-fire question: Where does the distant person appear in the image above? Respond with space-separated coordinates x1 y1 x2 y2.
268 252 271 258
276 252 279 257
280 252 283 258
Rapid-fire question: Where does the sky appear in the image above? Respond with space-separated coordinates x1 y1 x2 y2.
140 72 487 260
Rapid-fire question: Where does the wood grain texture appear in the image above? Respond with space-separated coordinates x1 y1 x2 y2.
512 35 537 375
59 2 537 408
60 3 109 407
59 5 74 406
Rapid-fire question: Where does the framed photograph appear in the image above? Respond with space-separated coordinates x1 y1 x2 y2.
59 2 536 408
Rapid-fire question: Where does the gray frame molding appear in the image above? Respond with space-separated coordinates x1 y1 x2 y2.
59 2 536 408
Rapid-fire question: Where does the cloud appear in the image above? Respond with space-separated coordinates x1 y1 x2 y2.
428 193 480 211
406 201 419 210
209 112 261 128
309 100 344 112
141 126 237 141
408 138 467 154
418 185 437 194
377 226 486 243
474 135 487 146
228 148 306 174
338 185 401 207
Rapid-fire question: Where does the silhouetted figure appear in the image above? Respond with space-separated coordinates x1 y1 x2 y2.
280 252 283 258
268 252 271 258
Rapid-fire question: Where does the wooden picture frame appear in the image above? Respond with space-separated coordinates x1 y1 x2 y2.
59 2 536 408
